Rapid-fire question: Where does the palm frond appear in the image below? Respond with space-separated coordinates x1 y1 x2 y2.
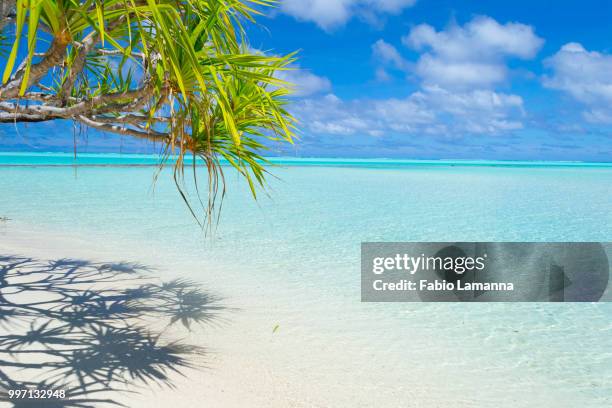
0 0 298 228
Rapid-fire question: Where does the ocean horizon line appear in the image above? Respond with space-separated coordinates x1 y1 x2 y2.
1 151 612 168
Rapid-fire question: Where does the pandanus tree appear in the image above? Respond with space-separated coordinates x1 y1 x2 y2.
0 0 296 223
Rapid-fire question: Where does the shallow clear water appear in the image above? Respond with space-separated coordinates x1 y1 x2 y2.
1 153 612 407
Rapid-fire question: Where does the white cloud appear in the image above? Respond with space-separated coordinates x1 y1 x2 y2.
413 55 505 89
375 67 392 82
248 46 331 97
292 88 524 137
347 16 534 136
419 86 524 133
583 109 612 125
280 0 416 31
297 94 381 135
277 68 332 97
286 16 536 139
405 17 542 60
544 43 612 121
402 16 543 89
418 85 524 117
372 39 410 71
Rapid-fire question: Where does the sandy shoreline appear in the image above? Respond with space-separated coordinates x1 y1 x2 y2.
1 221 610 407
0 222 325 407
1 222 390 408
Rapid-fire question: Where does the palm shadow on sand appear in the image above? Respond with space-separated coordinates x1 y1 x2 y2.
0 255 225 407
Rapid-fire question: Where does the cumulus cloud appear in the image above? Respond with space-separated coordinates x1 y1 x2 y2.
372 39 410 72
289 16 537 139
582 109 612 125
375 67 392 82
296 94 382 136
341 16 536 137
292 88 524 138
248 46 331 97
277 68 332 97
402 16 543 89
417 86 524 133
412 56 505 89
280 0 417 31
544 43 612 123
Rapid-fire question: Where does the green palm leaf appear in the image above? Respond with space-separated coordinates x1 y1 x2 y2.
0 0 297 227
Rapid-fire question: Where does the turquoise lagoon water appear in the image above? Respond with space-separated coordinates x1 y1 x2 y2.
1 152 612 407
2 151 612 167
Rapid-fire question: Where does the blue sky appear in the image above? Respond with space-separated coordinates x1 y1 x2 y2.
2 0 612 161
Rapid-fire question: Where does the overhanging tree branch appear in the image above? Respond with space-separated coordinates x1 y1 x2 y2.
0 0 297 225
61 18 126 104
0 111 49 122
75 115 170 142
0 36 69 99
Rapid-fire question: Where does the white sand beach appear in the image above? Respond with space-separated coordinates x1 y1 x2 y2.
2 219 610 408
